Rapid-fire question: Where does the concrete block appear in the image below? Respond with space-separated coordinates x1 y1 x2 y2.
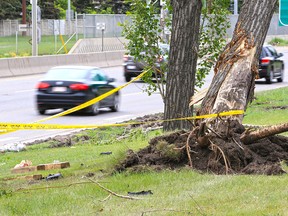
0 58 13 78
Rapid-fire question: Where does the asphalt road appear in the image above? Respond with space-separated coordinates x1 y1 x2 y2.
0 66 164 147
0 48 288 147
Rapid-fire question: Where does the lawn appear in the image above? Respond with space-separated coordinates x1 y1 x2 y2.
0 87 287 216
0 34 82 57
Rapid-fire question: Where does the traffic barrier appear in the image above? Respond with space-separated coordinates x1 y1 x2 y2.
0 51 125 78
105 51 125 67
0 58 13 77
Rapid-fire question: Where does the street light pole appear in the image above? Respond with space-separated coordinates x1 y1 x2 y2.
234 0 238 15
68 0 71 36
32 0 38 56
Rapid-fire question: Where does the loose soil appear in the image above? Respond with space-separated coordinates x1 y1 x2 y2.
115 114 288 175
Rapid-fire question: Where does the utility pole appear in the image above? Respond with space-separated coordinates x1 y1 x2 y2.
32 0 38 56
68 0 71 36
234 0 238 15
22 0 26 36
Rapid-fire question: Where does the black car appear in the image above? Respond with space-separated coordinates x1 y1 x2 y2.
123 43 169 82
259 45 284 84
36 66 119 115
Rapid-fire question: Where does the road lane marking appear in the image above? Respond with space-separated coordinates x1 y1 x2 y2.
105 115 134 121
0 137 20 142
16 89 34 93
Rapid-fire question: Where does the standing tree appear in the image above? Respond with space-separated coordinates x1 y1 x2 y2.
0 0 22 20
122 0 230 131
39 0 60 19
163 0 202 131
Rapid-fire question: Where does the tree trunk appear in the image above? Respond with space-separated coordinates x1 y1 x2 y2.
199 0 277 129
164 0 202 131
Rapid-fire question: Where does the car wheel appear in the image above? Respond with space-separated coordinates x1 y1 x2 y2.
38 109 46 115
125 76 131 82
110 94 119 112
265 69 273 84
277 68 284 82
89 102 100 115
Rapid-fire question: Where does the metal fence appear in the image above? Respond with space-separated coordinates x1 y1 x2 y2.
81 14 130 38
0 14 130 38
0 14 287 38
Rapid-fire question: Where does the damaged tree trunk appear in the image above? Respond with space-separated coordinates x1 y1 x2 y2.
199 0 278 131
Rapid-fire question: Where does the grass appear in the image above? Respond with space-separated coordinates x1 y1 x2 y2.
268 37 288 46
0 87 287 215
0 34 83 57
243 87 288 126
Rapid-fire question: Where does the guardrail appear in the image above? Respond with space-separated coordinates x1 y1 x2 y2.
0 51 125 78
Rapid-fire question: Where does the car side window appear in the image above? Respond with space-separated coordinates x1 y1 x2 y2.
264 47 272 57
260 48 266 58
266 46 278 57
90 69 107 81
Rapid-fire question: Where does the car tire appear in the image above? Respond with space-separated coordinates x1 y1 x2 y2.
125 76 131 82
265 69 273 84
110 94 119 112
277 68 284 82
38 109 46 115
89 102 100 116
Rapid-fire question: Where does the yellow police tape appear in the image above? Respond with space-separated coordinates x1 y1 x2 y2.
0 110 244 130
0 69 148 135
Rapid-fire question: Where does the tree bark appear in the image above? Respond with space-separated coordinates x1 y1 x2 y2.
199 0 277 129
164 0 202 131
241 123 288 144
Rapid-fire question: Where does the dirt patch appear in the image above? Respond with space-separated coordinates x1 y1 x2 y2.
116 118 288 175
25 133 90 148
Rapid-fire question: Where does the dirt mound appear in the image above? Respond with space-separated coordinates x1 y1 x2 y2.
116 129 288 175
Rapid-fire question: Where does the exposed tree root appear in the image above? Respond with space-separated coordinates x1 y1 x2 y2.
209 139 230 175
241 122 288 144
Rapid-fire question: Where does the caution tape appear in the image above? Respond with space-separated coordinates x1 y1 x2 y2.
0 110 244 131
0 70 148 135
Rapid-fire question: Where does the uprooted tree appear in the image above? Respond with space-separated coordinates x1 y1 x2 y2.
196 0 288 143
117 0 288 175
186 0 288 174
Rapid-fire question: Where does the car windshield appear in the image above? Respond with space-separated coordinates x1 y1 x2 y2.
159 44 169 54
44 68 88 80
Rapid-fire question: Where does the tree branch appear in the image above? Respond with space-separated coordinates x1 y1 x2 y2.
240 123 288 144
86 178 142 200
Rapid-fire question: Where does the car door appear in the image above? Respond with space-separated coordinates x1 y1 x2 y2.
266 46 282 76
89 69 114 106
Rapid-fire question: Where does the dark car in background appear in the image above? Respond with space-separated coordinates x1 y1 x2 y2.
259 45 284 84
123 43 169 82
36 66 119 115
